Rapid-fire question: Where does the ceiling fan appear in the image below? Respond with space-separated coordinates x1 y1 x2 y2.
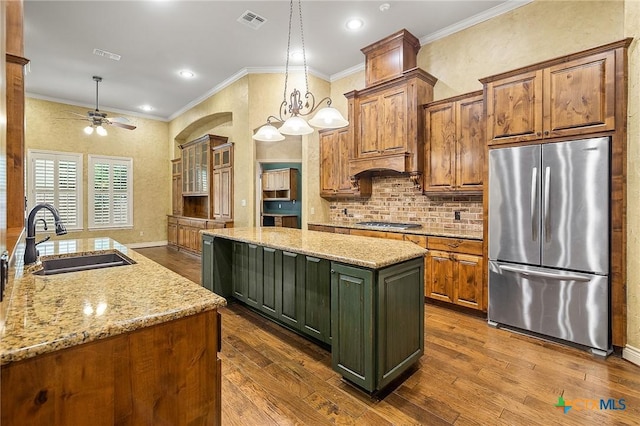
68 76 136 135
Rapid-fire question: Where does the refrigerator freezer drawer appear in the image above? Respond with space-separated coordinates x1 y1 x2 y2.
488 261 609 351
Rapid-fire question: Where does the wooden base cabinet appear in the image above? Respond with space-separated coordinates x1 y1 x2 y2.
1 310 222 426
426 237 483 310
168 215 232 255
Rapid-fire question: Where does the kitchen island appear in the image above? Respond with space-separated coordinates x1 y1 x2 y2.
201 227 426 393
0 237 226 426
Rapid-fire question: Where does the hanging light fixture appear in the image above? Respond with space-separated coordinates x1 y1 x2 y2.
252 0 348 142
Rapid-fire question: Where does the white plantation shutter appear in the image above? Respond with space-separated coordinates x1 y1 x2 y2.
28 151 83 231
89 156 133 229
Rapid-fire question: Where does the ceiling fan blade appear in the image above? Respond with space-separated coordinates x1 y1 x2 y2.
109 121 137 130
109 116 132 124
65 110 91 118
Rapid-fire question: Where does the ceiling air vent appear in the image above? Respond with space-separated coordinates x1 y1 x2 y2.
93 48 121 61
237 10 267 30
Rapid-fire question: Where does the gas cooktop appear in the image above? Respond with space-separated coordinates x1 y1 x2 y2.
356 221 422 230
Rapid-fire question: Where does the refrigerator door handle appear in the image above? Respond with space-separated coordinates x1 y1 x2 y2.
497 264 592 282
544 166 551 243
530 167 538 241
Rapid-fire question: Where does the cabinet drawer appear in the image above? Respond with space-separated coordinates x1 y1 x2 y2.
427 237 482 255
308 225 334 233
334 227 351 235
350 229 387 238
404 234 427 248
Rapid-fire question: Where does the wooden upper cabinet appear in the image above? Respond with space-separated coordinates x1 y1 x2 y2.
319 127 371 199
423 91 484 193
485 70 542 144
544 51 615 137
262 168 297 200
348 29 436 178
349 70 436 177
483 47 617 145
361 29 420 87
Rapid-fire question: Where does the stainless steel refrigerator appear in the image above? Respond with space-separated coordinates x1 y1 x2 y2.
488 137 611 356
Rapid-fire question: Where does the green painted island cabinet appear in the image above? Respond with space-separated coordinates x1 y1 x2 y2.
201 230 425 394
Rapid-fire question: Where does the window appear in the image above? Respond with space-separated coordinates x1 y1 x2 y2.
28 150 83 231
88 155 133 229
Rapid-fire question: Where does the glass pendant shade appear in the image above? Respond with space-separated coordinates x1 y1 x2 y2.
308 107 349 129
84 125 94 135
96 125 108 136
252 124 285 142
279 116 314 136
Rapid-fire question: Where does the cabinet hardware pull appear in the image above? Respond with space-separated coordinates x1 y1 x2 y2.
536 132 542 137
331 269 335 274
447 243 459 248
544 130 549 136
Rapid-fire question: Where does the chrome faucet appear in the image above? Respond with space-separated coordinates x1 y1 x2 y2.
24 203 67 265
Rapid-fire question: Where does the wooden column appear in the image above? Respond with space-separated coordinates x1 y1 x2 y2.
5 0 27 255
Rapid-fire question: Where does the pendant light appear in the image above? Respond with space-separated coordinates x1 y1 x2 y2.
252 0 348 142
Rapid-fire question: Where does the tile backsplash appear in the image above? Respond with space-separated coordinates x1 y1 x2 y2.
328 176 483 234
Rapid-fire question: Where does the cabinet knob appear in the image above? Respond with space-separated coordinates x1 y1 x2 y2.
544 130 549 136
536 132 542 137
331 269 335 274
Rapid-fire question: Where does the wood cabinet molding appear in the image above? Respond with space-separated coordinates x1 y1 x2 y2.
361 29 421 88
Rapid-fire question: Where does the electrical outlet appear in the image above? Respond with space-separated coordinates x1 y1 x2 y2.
139 231 144 236
311 207 315 215
241 199 246 207
279 204 282 208
454 211 461 221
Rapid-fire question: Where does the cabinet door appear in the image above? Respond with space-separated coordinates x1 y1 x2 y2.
456 94 484 190
426 250 454 302
202 235 214 292
380 86 408 153
358 94 380 156
376 258 424 390
336 128 353 193
261 247 279 318
300 256 331 344
486 70 543 145
544 50 615 138
245 244 262 309
424 102 456 191
232 242 248 301
453 253 483 310
278 251 304 329
320 130 338 195
331 262 374 392
213 168 232 220
167 223 177 246
172 175 183 215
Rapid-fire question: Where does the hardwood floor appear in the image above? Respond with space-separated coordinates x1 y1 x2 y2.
135 246 640 425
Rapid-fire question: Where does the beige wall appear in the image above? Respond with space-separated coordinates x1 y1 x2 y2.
25 98 170 245
625 0 640 349
419 0 624 101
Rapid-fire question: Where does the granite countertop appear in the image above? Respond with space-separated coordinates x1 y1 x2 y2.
202 227 427 269
0 237 226 366
307 221 484 240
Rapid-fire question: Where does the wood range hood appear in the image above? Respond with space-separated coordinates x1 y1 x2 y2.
344 29 436 185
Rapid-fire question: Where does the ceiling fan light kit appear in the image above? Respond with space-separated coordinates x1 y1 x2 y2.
69 76 137 136
252 0 348 142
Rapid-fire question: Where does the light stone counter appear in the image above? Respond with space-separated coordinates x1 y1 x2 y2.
202 227 427 269
0 237 226 366
307 221 483 240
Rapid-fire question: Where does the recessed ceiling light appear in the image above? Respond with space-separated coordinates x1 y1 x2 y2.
140 105 153 112
289 50 305 62
346 18 364 31
179 69 195 79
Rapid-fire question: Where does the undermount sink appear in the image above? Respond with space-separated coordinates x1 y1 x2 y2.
33 252 136 276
